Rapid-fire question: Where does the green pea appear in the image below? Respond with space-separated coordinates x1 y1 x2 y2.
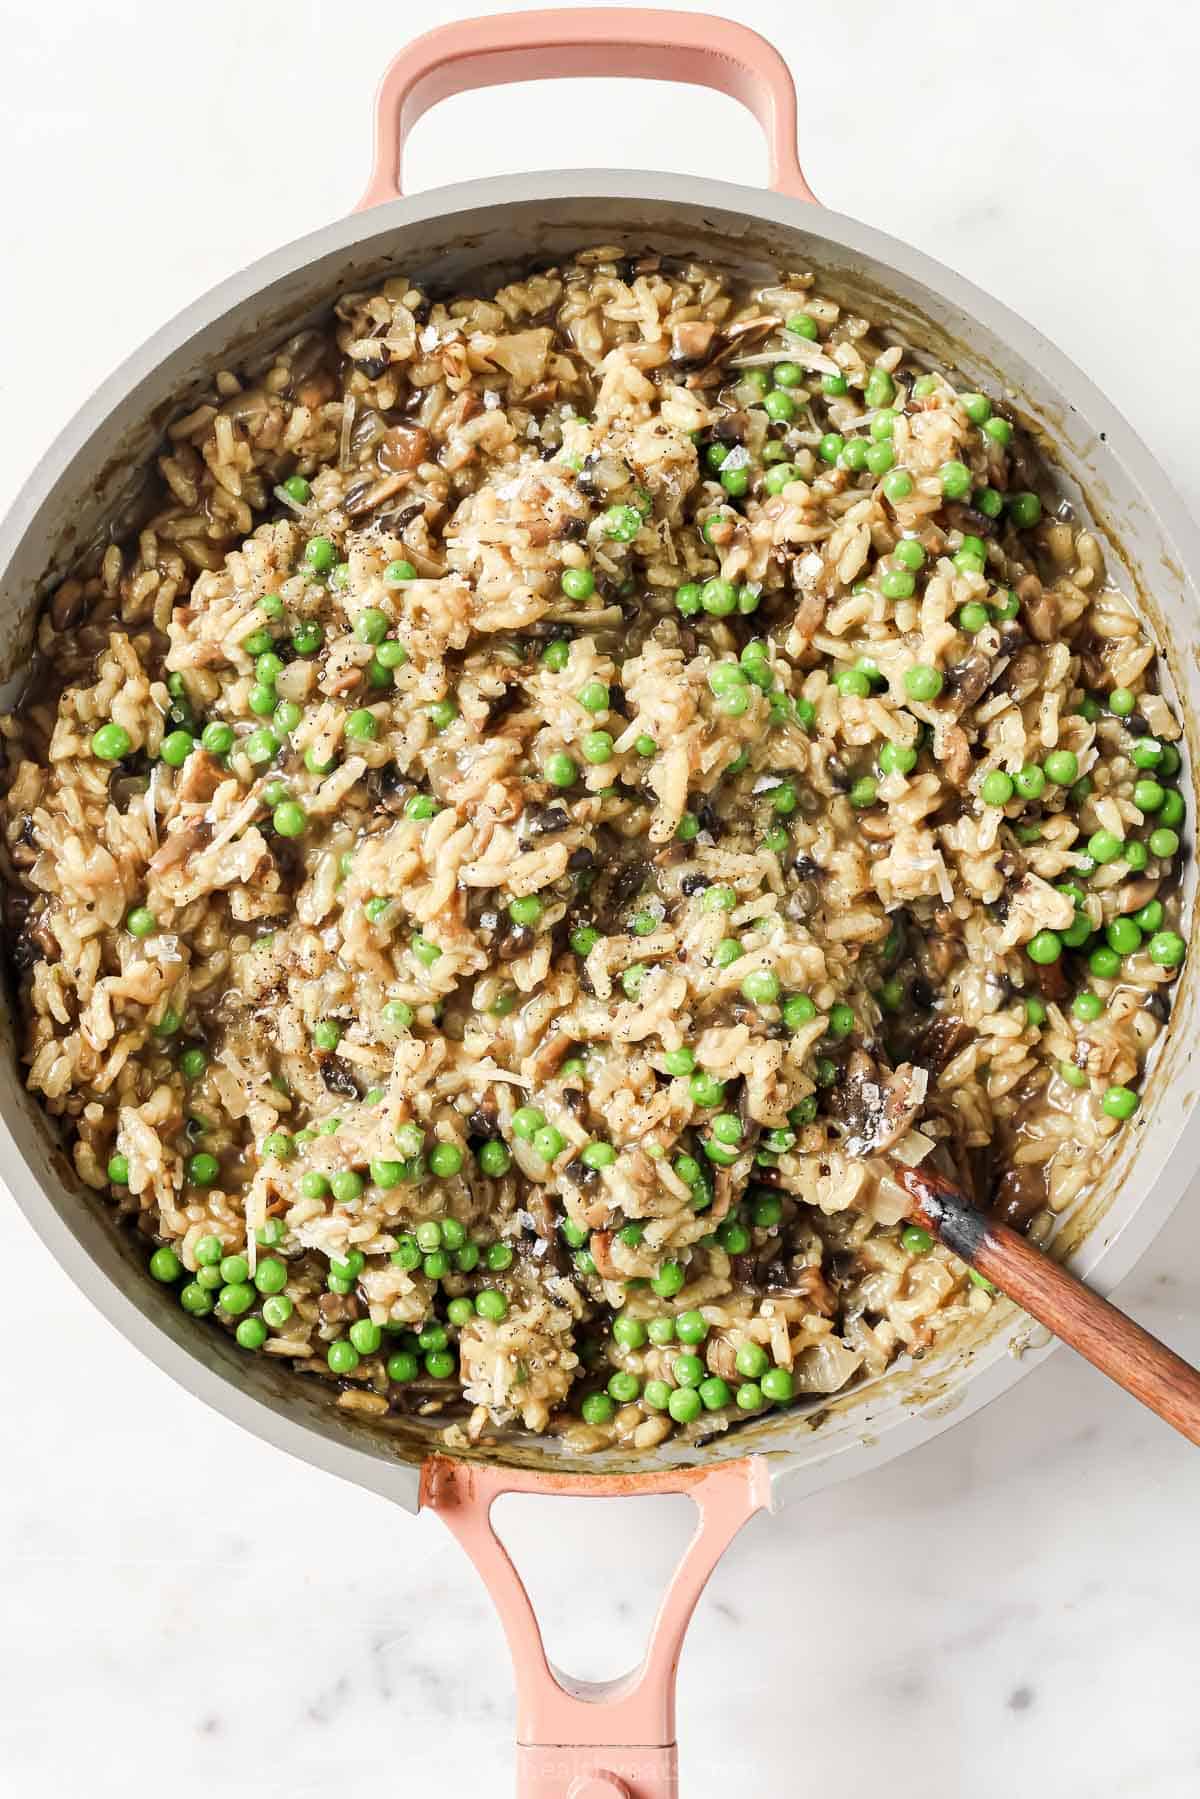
717 1219 751 1253
763 390 795 423
270 800 305 839
981 770 1014 806
1026 930 1062 965
1106 917 1142 956
1073 990 1104 1022
1088 830 1123 865
872 743 914 782
541 640 570 671
904 664 943 702
1149 827 1180 859
751 1190 784 1228
304 536 336 574
92 722 133 762
1102 1085 1140 1120
881 568 915 600
865 367 895 407
560 564 595 602
508 895 544 930
894 538 926 571
339 707 377 744
781 992 817 1031
1088 945 1121 979
149 1246 181 1283
290 619 323 655
620 964 647 1001
700 577 737 616
901 1225 933 1255
1042 749 1078 786
582 730 614 765
388 1235 419 1272
326 1339 360 1375
764 463 799 495
605 1309 645 1352
651 1260 685 1299
253 1257 287 1296
939 461 971 500
958 391 991 424
1148 931 1186 967
124 905 157 939
735 1341 769 1380
689 1070 725 1108
665 1386 701 1424
262 1294 294 1329
1159 788 1185 827
473 1138 510 1178
740 968 781 1007
509 1106 544 1143
1061 912 1093 949
179 1275 215 1315
218 1279 255 1316
1008 491 1042 528
824 1005 853 1042
761 1367 794 1404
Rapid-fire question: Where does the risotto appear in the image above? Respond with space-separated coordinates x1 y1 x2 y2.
0 248 1187 1453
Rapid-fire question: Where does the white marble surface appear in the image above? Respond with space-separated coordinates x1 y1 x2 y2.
3 1 1200 1793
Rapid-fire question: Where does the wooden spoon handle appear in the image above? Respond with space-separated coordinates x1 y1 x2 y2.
899 1165 1200 1447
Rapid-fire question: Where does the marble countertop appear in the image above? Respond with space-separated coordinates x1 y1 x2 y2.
3 2 1200 1793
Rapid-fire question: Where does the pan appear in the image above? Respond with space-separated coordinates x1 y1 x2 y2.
2 12 1198 1794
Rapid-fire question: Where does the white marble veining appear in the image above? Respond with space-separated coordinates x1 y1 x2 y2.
4 1 1200 1793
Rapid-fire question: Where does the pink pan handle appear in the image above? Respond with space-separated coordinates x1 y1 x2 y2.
357 10 816 209
422 1454 771 1798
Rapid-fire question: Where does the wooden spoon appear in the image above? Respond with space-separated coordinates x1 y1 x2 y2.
896 1161 1200 1446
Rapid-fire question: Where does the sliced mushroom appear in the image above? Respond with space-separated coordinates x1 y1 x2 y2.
670 320 717 367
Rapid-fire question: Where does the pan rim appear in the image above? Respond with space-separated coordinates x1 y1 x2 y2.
3 167 1197 1503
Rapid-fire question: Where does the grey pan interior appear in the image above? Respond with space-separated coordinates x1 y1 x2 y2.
2 171 1198 1515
